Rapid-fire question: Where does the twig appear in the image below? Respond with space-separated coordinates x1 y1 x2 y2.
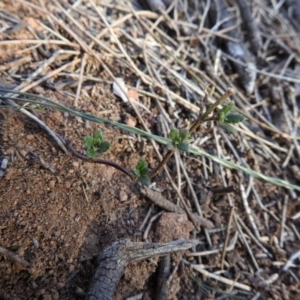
236 216 273 258
186 231 238 257
143 212 164 242
141 186 185 214
178 157 212 247
155 255 170 300
0 245 30 268
240 183 260 239
209 0 257 93
74 53 86 107
148 150 174 178
282 249 300 272
141 186 214 231
186 261 252 292
234 215 260 271
211 185 239 195
221 206 235 270
280 195 289 248
236 0 261 54
139 204 154 232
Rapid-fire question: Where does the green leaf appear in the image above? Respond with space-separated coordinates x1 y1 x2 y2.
220 123 238 136
93 142 101 150
133 169 141 178
169 128 180 143
221 102 234 115
224 113 245 124
84 131 110 157
98 141 110 154
179 129 190 141
84 136 94 148
140 167 150 176
139 175 151 186
177 143 189 152
133 158 151 179
93 131 103 141
136 158 148 171
87 148 96 158
218 111 226 124
167 142 175 150
218 102 234 123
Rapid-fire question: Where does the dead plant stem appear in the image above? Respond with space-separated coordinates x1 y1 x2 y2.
148 149 174 179
221 206 235 270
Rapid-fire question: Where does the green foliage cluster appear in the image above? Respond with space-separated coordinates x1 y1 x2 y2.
132 158 151 185
218 102 245 136
82 93 245 186
168 128 191 151
84 131 110 158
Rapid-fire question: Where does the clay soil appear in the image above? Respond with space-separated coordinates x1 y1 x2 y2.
1 1 300 300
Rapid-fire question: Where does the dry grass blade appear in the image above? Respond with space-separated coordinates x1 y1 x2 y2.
220 206 234 270
186 260 252 292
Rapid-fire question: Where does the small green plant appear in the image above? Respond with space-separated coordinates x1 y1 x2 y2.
84 130 111 158
132 158 151 186
146 87 244 180
168 128 191 151
217 102 245 136
76 87 244 186
1 88 299 190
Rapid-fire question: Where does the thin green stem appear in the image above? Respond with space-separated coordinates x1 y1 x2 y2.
201 88 234 121
149 88 233 180
189 88 234 135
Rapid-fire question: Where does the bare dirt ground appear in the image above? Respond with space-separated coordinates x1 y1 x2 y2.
0 0 300 299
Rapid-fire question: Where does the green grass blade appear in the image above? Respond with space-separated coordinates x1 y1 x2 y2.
1 89 299 191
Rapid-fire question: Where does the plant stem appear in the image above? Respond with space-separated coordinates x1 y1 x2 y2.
66 142 133 179
148 88 234 181
148 150 174 179
202 88 234 120
189 88 234 134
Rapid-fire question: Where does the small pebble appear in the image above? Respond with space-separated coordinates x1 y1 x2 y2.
49 180 55 188
3 169 13 180
42 294 52 300
19 150 27 157
51 290 59 300
126 117 137 127
69 264 75 272
119 190 128 202
26 134 35 141
65 182 71 189
57 282 64 289
72 162 79 168
30 280 38 289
